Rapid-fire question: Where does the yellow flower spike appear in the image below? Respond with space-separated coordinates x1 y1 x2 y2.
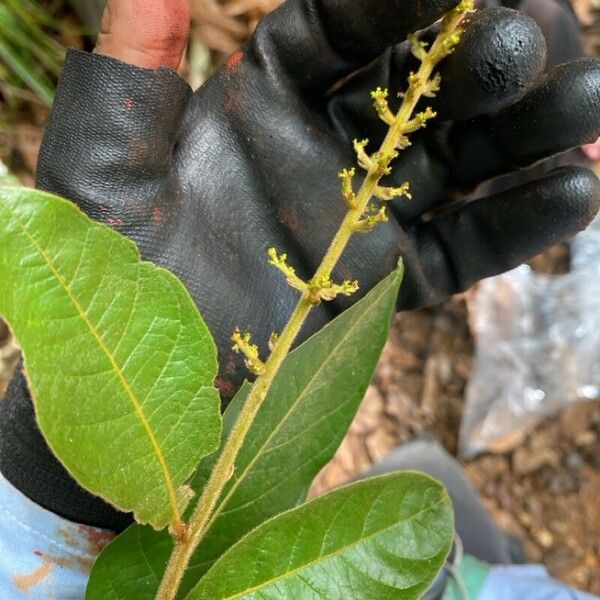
309 274 331 289
395 136 412 151
302 275 360 304
369 206 389 224
454 0 476 14
408 34 429 61
231 328 266 376
341 280 360 295
317 280 360 302
353 138 373 171
370 87 395 126
306 276 360 303
353 206 389 233
339 168 358 208
370 86 388 107
442 32 462 54
422 73 442 98
418 107 437 122
268 332 279 352
401 107 437 134
408 72 422 89
372 150 399 176
430 0 473 63
375 181 412 201
158 5 476 595
267 247 308 294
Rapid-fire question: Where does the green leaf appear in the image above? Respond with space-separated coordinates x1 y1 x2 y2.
188 472 454 599
186 266 403 582
0 186 222 529
86 267 402 599
86 383 252 599
0 2 64 106
84 527 174 600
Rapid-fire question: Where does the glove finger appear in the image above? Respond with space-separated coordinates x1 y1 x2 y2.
328 7 546 144
516 0 583 69
248 0 458 95
442 58 600 188
430 7 547 121
397 166 600 308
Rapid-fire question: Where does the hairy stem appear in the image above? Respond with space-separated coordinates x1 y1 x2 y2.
156 3 473 598
156 296 314 599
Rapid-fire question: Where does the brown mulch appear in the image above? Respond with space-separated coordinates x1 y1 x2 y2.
310 291 600 593
0 323 19 400
465 402 600 592
191 0 282 56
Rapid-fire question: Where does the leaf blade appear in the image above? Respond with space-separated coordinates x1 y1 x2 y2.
87 526 174 600
187 472 454 599
0 186 222 529
186 264 403 581
86 266 402 598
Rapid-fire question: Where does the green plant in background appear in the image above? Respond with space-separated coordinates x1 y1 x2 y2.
66 0 105 32
0 0 67 107
0 1 474 598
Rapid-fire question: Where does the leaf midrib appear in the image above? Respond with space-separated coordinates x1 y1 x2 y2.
4 202 181 524
199 494 447 599
202 275 397 535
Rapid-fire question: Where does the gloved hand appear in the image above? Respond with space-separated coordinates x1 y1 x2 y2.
1 0 600 532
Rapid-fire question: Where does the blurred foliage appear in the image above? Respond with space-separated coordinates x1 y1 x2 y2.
0 0 282 177
0 0 67 108
0 1 84 180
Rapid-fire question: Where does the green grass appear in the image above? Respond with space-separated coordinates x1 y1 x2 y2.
0 0 67 107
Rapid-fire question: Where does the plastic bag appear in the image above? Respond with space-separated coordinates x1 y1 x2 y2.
459 215 600 457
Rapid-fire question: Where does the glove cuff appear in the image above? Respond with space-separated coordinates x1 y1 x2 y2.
0 366 133 531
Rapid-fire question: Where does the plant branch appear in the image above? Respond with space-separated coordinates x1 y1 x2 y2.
156 2 474 598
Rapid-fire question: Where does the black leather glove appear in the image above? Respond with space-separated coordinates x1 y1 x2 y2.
1 0 600 531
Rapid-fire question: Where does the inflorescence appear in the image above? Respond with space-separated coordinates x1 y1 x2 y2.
231 0 475 374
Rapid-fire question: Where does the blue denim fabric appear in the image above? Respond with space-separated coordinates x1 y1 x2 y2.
0 471 113 599
479 565 599 600
444 556 599 600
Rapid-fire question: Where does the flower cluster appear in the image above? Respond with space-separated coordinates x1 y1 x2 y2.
231 0 475 374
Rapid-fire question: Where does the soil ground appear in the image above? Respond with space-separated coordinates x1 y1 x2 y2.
310 297 600 594
1 0 600 594
315 3 600 591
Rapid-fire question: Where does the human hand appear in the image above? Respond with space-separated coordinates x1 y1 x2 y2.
3 0 599 532
51 0 599 396
94 0 190 69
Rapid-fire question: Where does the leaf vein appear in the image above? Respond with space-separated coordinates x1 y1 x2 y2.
5 205 182 525
214 495 447 600
203 280 396 531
